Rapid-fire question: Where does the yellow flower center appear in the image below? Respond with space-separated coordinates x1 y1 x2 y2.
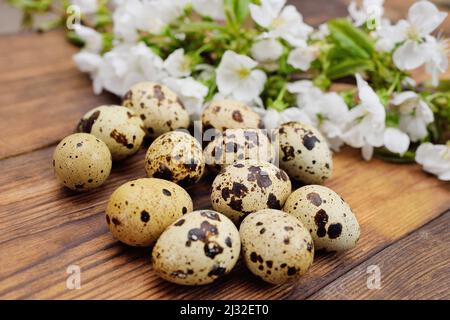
237 68 250 79
406 26 421 42
271 17 284 28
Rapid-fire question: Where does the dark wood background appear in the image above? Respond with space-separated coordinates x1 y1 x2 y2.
0 0 449 299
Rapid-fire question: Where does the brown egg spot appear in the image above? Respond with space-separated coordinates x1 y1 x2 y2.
247 166 272 189
208 265 226 277
232 110 243 122
140 210 150 223
76 110 100 133
327 223 342 239
303 133 320 150
307 192 322 206
315 209 328 238
110 129 133 149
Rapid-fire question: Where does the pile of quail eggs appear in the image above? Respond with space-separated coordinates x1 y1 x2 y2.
53 81 360 286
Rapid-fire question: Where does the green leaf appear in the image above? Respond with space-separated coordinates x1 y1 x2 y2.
328 19 375 57
233 0 250 24
326 59 374 79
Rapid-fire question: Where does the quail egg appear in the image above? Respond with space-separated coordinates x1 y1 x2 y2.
53 133 112 191
283 185 360 252
204 129 275 173
123 82 189 138
152 210 241 285
240 209 314 284
76 105 146 161
106 178 193 247
211 160 292 224
278 121 333 184
201 100 264 137
145 131 205 186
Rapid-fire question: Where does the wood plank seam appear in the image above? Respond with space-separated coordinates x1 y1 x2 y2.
297 208 450 300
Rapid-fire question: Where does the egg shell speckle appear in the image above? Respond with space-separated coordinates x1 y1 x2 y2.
53 133 112 191
145 131 205 186
240 209 314 284
283 185 360 252
106 178 193 247
123 82 189 138
204 129 275 173
278 121 333 184
211 160 292 224
152 210 241 285
201 100 264 134
76 105 146 161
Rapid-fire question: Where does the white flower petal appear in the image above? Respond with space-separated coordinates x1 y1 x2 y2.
164 48 191 78
192 0 225 20
408 0 447 36
287 46 318 71
393 41 427 70
362 143 374 161
416 143 450 181
391 91 418 105
384 127 410 155
251 39 283 63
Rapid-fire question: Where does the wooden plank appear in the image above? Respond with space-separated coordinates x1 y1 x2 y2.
0 145 448 299
308 211 450 300
0 31 119 160
0 0 449 300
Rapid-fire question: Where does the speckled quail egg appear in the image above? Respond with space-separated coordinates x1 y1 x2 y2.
201 100 264 136
122 82 189 138
211 160 292 224
204 129 275 173
145 131 205 186
278 121 333 184
240 209 314 284
106 178 193 247
53 133 112 191
283 185 360 252
76 105 146 161
152 210 241 285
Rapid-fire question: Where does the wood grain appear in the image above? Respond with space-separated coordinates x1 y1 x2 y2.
308 211 450 300
0 31 119 160
0 0 449 300
0 144 448 299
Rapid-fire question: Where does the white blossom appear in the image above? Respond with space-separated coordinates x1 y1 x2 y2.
376 1 447 70
216 50 267 102
287 81 350 151
113 0 185 42
249 0 313 48
73 51 103 94
251 38 283 63
73 24 102 53
71 0 98 15
423 36 449 87
348 0 384 28
163 77 208 119
383 127 410 156
192 0 225 20
311 23 330 41
287 46 319 71
391 91 434 142
341 74 386 160
78 42 166 96
261 107 312 131
163 49 192 78
416 143 450 181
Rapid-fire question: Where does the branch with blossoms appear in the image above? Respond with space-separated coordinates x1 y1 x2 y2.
8 0 450 180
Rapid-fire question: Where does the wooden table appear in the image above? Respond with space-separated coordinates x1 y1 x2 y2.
0 0 449 300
